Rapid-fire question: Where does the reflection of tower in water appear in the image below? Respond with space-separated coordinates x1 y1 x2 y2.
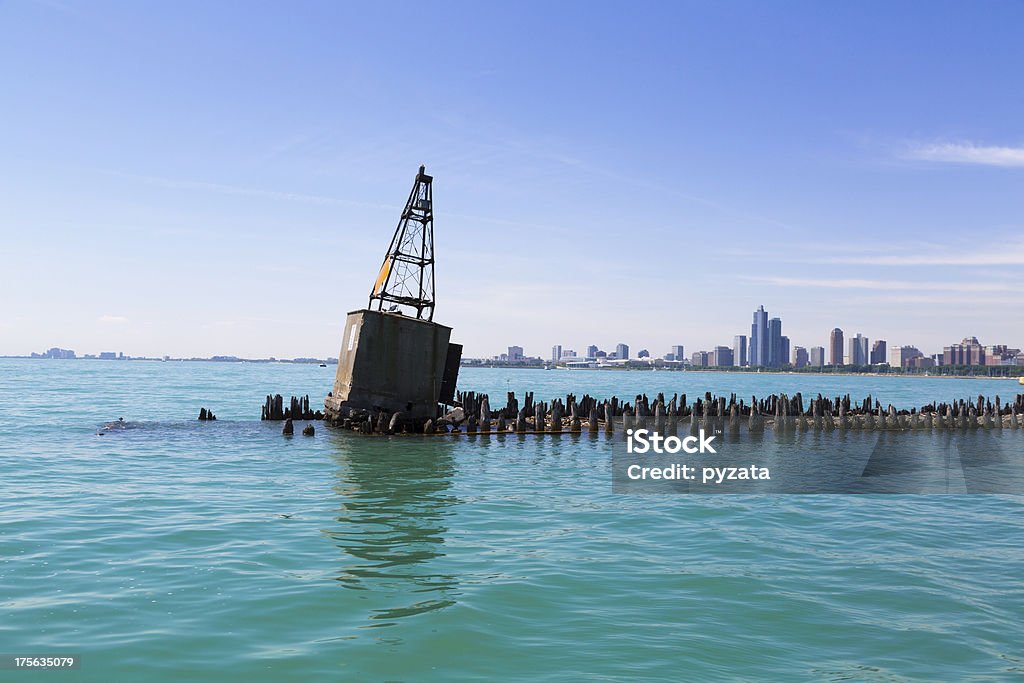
325 435 459 625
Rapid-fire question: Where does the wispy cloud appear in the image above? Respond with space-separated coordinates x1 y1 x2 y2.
758 237 1024 267
905 141 1024 167
823 239 1024 266
859 293 1023 306
742 276 1016 293
98 315 128 324
828 251 1024 266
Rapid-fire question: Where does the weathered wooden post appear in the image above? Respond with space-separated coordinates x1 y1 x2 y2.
480 396 491 433
748 398 763 432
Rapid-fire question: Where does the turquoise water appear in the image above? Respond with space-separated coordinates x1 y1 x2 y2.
1 359 1023 681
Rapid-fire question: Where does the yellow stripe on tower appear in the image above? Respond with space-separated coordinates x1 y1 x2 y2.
372 259 391 296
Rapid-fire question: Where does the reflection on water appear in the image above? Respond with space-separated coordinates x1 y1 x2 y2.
323 433 459 626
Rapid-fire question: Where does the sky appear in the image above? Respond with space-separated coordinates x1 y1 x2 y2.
1 0 1022 359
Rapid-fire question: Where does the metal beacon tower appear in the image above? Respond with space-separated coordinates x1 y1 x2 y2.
368 165 436 321
324 166 461 431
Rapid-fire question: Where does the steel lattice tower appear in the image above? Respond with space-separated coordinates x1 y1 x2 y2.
368 165 436 321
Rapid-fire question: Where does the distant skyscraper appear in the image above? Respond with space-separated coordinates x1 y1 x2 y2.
711 346 733 366
551 345 562 362
830 328 844 366
508 345 524 361
968 339 985 365
750 305 768 366
733 335 747 367
767 317 783 367
891 345 924 368
793 346 808 368
847 333 869 366
870 340 887 365
780 335 790 367
691 351 709 367
616 343 629 360
809 346 826 367
671 345 685 362
943 337 982 366
586 345 598 360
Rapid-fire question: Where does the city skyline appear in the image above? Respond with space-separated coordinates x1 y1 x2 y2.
19 311 1023 368
17 325 1024 371
2 3 1023 358
507 327 1022 369
527 303 1022 369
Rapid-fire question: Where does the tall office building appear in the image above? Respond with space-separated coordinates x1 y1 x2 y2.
793 346 808 368
870 340 887 365
586 345 598 360
847 333 869 366
551 345 562 362
780 335 790 367
809 346 826 367
508 346 524 361
969 340 985 365
767 317 783 367
830 328 844 366
670 345 685 362
944 337 984 366
711 346 734 367
981 345 1019 366
750 305 769 367
733 335 747 367
691 351 709 367
616 343 629 360
891 345 924 368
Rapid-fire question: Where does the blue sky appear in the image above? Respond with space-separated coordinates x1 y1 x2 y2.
1 0 1022 359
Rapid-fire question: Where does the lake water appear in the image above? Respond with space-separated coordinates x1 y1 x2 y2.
1 359 1022 681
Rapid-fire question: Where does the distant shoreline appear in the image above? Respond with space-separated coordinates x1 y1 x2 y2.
461 363 1022 381
0 356 337 365
3 356 1019 381
677 369 1019 381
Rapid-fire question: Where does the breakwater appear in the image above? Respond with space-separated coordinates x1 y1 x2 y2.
260 393 323 421
322 389 1024 435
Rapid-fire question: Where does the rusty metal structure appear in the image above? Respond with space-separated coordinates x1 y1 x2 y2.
368 165 435 321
